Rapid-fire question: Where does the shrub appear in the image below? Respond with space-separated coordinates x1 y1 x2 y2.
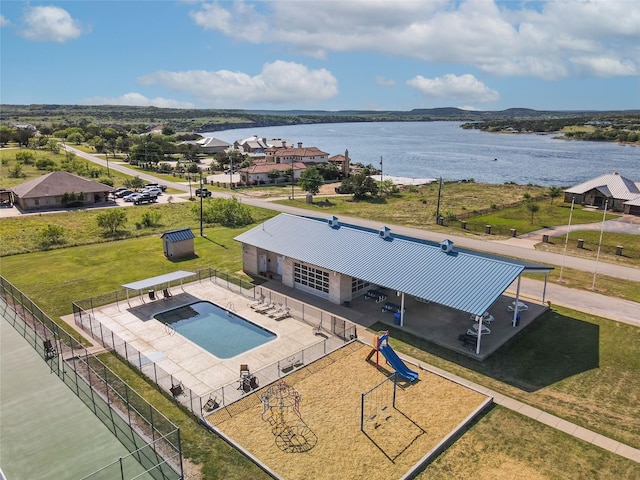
35 158 56 170
136 211 162 229
37 224 65 247
196 197 254 227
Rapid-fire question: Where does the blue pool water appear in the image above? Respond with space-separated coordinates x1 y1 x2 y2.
154 301 276 359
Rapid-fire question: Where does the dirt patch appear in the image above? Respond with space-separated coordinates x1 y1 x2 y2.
206 342 488 480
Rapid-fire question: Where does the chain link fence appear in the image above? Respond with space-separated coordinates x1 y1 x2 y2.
0 276 183 480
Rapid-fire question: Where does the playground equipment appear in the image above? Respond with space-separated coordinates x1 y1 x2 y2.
368 331 419 382
260 380 317 453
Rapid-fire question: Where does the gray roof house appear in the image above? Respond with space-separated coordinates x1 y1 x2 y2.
11 171 114 211
564 172 640 214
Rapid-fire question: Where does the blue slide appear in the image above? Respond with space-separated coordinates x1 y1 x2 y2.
379 344 419 382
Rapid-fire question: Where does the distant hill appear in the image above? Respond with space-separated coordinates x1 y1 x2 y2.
2 104 638 133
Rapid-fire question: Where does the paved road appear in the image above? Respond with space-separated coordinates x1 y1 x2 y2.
37 146 640 324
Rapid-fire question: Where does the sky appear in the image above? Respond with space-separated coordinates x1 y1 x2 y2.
1 0 639 111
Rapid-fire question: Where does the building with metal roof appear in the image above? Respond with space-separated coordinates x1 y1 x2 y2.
235 214 552 329
161 228 195 259
564 172 640 214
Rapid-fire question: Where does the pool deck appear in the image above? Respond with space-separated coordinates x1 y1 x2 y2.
80 282 328 397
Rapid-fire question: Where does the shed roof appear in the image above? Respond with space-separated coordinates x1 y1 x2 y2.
11 171 114 198
161 228 195 242
235 214 546 316
122 270 195 291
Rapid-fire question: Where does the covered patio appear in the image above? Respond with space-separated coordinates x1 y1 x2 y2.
261 279 547 361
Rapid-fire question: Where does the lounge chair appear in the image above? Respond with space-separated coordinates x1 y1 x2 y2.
272 308 291 321
249 296 265 309
255 302 277 314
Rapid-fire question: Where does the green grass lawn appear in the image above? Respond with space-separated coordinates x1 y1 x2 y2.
423 407 640 479
373 304 640 450
0 202 275 256
467 202 618 235
0 218 275 320
275 182 550 228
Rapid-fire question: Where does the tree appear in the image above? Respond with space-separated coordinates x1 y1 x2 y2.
96 209 127 234
195 197 253 227
548 186 562 204
67 132 85 145
377 179 397 198
526 202 540 223
38 224 65 247
124 176 145 190
0 125 14 146
130 141 163 165
340 172 378 199
299 167 323 195
267 169 281 183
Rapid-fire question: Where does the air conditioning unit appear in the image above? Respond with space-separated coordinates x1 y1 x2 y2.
328 215 339 228
379 226 391 239
440 239 454 253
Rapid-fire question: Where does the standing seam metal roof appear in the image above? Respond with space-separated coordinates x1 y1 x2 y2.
235 214 528 316
161 228 195 242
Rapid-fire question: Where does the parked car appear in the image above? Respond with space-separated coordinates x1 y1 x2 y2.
145 183 167 191
123 192 143 202
134 193 158 205
115 189 133 198
195 188 212 197
141 187 162 196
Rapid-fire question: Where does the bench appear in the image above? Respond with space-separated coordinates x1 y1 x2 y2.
381 302 404 313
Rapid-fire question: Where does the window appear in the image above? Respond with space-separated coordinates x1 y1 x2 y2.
294 262 329 294
351 277 370 293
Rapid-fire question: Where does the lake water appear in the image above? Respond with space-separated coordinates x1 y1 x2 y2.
207 121 639 186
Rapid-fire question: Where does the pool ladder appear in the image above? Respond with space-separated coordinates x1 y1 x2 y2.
226 302 236 313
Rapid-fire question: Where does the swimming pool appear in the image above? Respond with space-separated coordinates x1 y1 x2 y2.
154 301 276 359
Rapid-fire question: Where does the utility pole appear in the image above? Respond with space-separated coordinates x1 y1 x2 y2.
291 157 295 200
229 155 233 189
199 171 204 236
380 156 383 183
435 177 443 224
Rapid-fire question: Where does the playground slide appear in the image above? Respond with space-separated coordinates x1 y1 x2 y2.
379 344 419 382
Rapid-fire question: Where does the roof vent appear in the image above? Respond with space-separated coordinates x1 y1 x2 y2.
379 226 391 239
440 239 454 253
328 215 339 228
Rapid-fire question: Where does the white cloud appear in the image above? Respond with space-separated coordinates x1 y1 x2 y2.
570 56 638 77
20 6 84 43
138 61 339 108
80 93 195 109
406 74 500 103
0 15 10 27
376 76 396 87
189 0 640 80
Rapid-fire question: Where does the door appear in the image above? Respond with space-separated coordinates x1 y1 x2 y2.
277 256 284 275
259 254 267 274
